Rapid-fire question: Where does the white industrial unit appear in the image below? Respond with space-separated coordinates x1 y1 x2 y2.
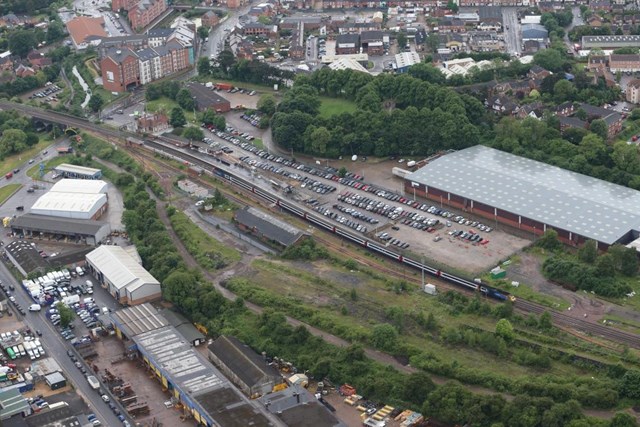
30 192 107 220
50 179 108 194
85 245 161 305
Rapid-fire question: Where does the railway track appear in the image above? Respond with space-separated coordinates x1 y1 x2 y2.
7 102 640 350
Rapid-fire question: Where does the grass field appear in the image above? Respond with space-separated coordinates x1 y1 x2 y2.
319 97 357 118
27 156 69 180
252 138 264 149
0 139 51 178
0 184 22 206
168 210 241 270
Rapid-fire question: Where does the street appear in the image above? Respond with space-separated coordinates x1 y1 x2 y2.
502 7 521 56
0 262 124 427
204 6 253 59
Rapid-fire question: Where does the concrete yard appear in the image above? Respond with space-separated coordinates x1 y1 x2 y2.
90 335 189 427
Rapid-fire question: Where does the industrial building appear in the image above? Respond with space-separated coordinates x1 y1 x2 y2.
53 164 102 180
208 335 283 398
259 384 345 427
0 388 30 420
186 82 231 113
234 206 305 249
44 372 66 390
85 245 161 305
158 308 205 346
30 192 108 220
49 179 108 194
134 327 276 426
394 51 421 73
582 35 640 49
4 240 49 277
405 145 640 248
10 214 111 246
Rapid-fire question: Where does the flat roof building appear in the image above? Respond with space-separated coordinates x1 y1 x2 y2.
30 192 108 220
186 82 231 113
405 145 640 248
159 308 205 346
133 326 277 427
54 164 102 179
10 213 111 246
50 179 108 194
44 372 66 390
260 384 345 427
86 245 161 305
109 303 168 342
582 35 640 49
395 51 421 73
0 388 30 420
208 335 283 398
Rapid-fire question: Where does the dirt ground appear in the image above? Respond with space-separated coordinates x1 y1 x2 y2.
220 90 259 109
324 392 403 427
90 335 191 427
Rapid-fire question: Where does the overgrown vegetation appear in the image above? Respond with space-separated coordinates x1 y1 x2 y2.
167 209 240 270
537 230 636 298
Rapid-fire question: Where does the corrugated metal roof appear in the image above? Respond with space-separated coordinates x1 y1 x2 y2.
86 245 159 291
54 163 101 176
31 192 106 214
112 303 168 337
406 145 640 245
50 179 108 194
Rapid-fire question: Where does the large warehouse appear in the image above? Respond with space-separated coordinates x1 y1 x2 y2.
405 145 640 248
30 192 107 220
10 214 111 246
54 164 102 179
50 179 108 194
85 245 161 305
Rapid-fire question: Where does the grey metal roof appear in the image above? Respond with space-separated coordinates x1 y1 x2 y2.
260 385 345 427
186 82 230 110
111 303 168 337
11 213 109 236
159 308 205 344
235 206 304 247
406 145 640 244
136 47 158 62
5 240 49 273
0 388 29 420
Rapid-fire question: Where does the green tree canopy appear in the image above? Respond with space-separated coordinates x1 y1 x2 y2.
495 318 515 341
170 107 186 128
183 126 204 141
370 323 398 351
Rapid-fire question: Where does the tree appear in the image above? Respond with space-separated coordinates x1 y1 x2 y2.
539 311 553 330
170 107 186 128
534 48 564 71
309 126 330 154
338 167 347 178
608 244 638 276
610 412 639 427
397 32 407 49
589 119 608 140
578 240 598 263
0 129 27 157
257 15 272 25
257 94 277 116
537 229 562 251
426 33 440 52
197 56 211 76
630 108 640 121
88 93 104 112
594 253 615 277
56 302 75 328
8 30 36 58
402 372 436 406
447 0 458 12
553 79 575 102
495 318 514 341
621 370 640 399
197 26 210 40
177 88 196 111
370 323 398 351
183 126 204 141
145 83 163 101
46 21 65 43
408 63 446 84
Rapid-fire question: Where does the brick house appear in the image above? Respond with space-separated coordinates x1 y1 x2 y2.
27 51 52 69
136 112 169 133
15 64 35 78
609 54 640 72
360 31 384 56
335 34 360 55
589 0 612 11
100 48 140 93
587 55 608 71
439 19 466 33
128 0 167 32
626 79 640 104
201 11 219 28
527 65 551 80
242 23 273 37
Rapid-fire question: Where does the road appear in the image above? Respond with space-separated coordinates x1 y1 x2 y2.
0 262 123 427
502 7 521 56
203 6 253 59
564 7 584 51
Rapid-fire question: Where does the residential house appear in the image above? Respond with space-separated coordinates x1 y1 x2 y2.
147 28 173 47
336 22 381 34
626 79 640 104
242 23 273 37
553 101 575 117
27 51 52 69
439 19 466 33
136 112 169 133
587 55 608 71
468 31 504 52
486 95 518 115
98 34 150 53
136 47 161 85
589 0 612 11
100 48 140 93
249 3 274 16
609 54 640 72
515 102 544 120
0 57 13 72
528 65 551 80
14 64 35 78
579 103 624 138
587 15 604 27
201 11 219 28
559 116 588 133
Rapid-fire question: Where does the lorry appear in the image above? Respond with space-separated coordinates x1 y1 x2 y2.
215 82 233 91
87 375 100 391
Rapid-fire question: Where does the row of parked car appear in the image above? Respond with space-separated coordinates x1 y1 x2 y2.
240 112 263 127
338 192 406 221
313 205 368 233
333 204 380 224
28 83 61 101
376 232 410 249
448 229 490 245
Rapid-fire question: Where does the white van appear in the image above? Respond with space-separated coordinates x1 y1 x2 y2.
28 304 41 312
62 269 71 280
85 280 93 288
83 298 95 304
76 266 85 276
